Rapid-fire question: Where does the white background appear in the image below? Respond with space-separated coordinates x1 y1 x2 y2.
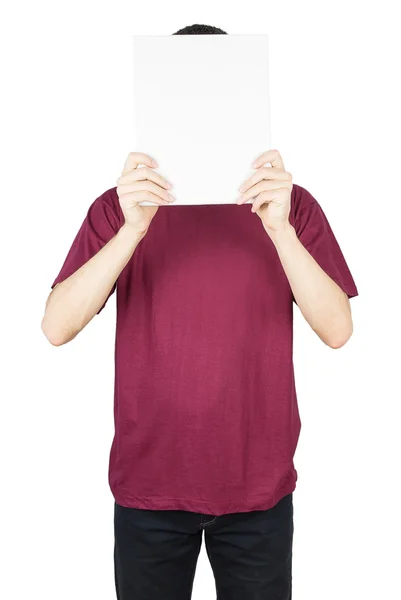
1 1 400 599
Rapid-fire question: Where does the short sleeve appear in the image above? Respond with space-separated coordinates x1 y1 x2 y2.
51 191 120 314
292 185 358 301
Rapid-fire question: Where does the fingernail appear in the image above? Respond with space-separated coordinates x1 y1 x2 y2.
152 159 158 167
168 194 175 201
166 182 172 189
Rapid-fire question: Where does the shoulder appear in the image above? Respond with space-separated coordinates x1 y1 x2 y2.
90 186 123 229
291 183 317 212
289 183 320 227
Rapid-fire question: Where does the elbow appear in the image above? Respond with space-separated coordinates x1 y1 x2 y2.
326 336 350 350
42 286 79 346
325 321 354 349
41 315 70 346
41 321 65 346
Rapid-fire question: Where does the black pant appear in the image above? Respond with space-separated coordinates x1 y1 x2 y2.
114 492 293 599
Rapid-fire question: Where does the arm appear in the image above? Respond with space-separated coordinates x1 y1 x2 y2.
269 223 352 348
237 149 358 349
42 151 174 347
41 225 144 346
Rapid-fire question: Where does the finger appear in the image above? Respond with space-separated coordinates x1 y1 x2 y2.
238 167 291 193
117 166 172 190
122 191 171 206
118 180 175 203
252 149 284 170
237 179 291 205
251 188 287 212
121 152 158 176
251 189 281 212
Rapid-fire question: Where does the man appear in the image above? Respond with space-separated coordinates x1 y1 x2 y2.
42 23 358 600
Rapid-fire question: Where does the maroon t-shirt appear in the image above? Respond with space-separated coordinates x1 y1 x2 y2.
51 183 358 515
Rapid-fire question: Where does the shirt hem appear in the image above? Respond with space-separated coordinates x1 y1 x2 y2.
111 478 297 516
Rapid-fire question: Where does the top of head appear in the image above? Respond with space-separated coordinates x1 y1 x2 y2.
173 24 228 35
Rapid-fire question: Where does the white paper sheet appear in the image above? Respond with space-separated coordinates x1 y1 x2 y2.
132 34 270 205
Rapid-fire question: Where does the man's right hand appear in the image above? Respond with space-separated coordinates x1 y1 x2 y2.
116 152 175 236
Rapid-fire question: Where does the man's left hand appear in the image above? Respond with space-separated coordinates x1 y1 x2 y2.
236 149 293 236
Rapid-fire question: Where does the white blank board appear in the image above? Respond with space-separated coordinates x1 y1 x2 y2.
132 34 271 205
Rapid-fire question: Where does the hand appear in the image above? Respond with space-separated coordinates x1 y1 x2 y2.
236 149 293 235
116 152 175 236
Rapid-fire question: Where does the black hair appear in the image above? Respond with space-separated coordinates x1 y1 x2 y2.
173 24 228 35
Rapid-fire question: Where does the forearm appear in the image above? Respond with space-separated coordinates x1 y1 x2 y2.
42 224 144 345
269 223 353 348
